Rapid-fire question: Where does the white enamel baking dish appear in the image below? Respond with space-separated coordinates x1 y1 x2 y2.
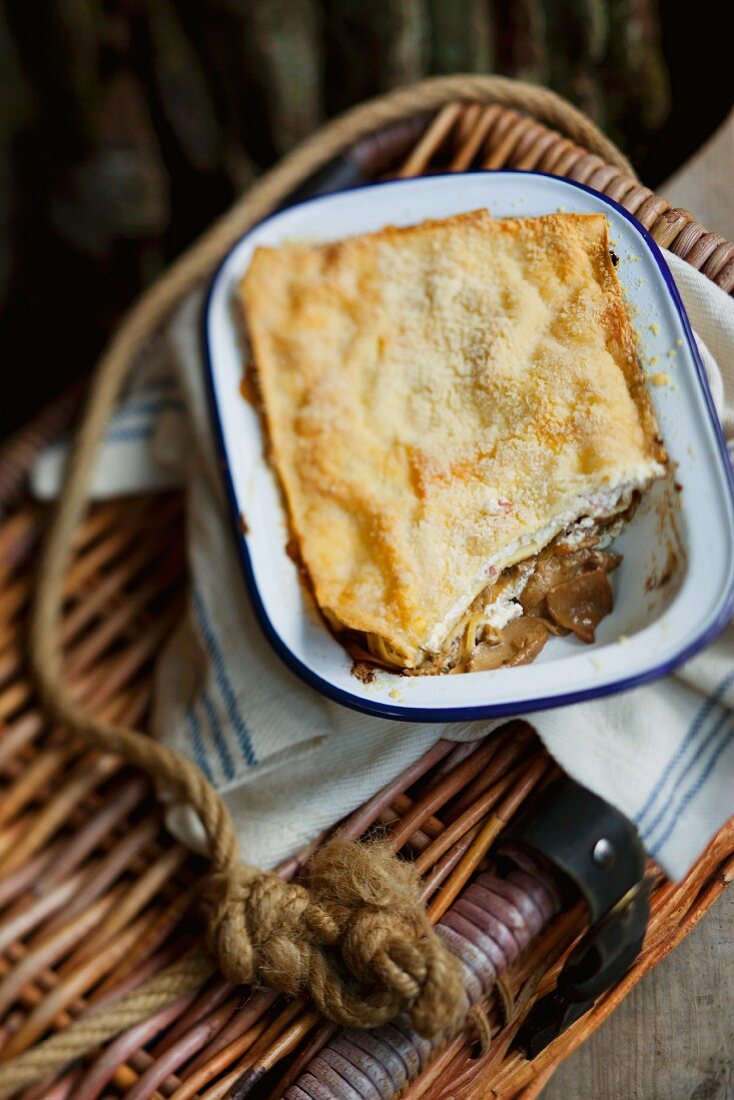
202 171 734 721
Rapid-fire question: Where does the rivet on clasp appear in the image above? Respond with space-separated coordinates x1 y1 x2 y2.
593 837 615 868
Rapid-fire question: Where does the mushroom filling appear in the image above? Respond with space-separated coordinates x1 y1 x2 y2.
463 545 620 672
406 536 622 676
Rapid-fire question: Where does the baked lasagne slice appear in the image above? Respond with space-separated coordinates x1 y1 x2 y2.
241 210 666 673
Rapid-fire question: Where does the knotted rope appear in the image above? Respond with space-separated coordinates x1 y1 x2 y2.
202 839 465 1035
2 74 632 1097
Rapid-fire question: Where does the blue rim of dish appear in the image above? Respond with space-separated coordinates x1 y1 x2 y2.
201 169 734 723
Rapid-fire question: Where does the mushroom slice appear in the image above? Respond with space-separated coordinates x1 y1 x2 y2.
545 569 613 643
521 548 620 612
469 617 550 672
535 612 571 637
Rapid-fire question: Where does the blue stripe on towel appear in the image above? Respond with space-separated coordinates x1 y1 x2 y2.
106 393 185 444
650 722 734 856
187 706 213 781
106 425 157 444
200 688 235 781
112 396 185 422
642 703 732 847
635 670 734 829
193 589 258 767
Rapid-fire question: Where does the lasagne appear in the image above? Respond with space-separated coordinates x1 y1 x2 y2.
241 209 666 674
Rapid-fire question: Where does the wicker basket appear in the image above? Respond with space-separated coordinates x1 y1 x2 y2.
1 89 733 1100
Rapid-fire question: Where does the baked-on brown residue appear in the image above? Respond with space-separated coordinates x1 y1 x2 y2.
285 537 301 566
645 543 678 591
351 661 376 684
239 370 259 408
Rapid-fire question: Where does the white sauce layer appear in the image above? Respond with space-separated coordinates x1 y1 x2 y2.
480 567 532 631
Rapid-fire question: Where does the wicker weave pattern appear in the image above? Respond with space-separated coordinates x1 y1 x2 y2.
395 102 734 294
0 99 732 1100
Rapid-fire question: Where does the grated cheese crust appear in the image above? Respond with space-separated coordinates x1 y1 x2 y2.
242 210 666 666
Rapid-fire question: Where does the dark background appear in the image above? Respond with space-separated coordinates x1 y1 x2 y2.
1 0 731 440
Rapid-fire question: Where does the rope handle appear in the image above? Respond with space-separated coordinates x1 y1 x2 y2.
28 75 632 1041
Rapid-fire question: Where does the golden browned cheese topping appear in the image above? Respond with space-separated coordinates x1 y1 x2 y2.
241 210 665 667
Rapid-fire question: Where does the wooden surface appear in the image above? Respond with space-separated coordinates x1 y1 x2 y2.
544 885 734 1100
